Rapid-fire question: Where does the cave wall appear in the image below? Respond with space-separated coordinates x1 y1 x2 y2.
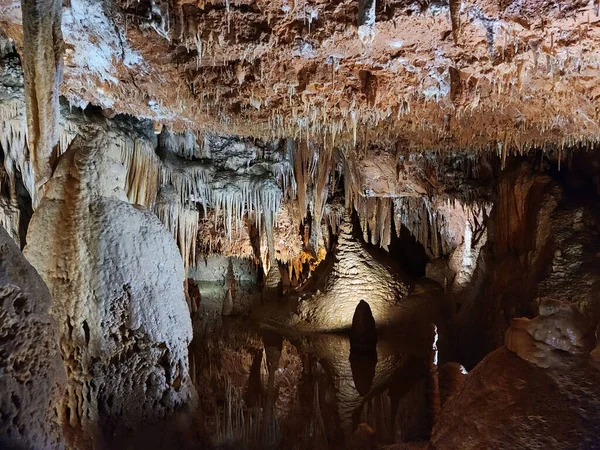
0 226 66 449
433 298 600 449
453 154 600 368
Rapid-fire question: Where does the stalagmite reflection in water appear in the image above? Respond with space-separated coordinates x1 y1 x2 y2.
190 312 437 449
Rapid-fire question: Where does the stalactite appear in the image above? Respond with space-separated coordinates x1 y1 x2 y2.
21 0 63 199
58 121 78 157
160 126 200 160
118 136 161 207
272 138 297 200
309 143 333 253
294 139 308 218
0 100 34 197
377 197 392 251
358 0 376 44
449 0 461 44
155 187 199 271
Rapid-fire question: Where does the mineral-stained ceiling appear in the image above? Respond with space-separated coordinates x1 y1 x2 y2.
2 0 600 151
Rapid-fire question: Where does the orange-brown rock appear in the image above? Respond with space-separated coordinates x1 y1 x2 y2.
505 298 595 368
453 158 600 367
3 0 600 152
431 346 600 449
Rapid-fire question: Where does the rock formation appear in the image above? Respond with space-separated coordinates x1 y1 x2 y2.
0 225 66 449
5 0 600 154
505 298 596 369
431 301 600 450
258 217 411 331
24 132 195 447
1 0 600 447
453 158 600 367
350 299 378 351
20 0 63 194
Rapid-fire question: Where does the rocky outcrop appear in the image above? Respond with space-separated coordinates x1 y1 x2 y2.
24 133 195 447
437 362 467 406
432 302 600 449
0 225 66 449
454 158 600 367
431 345 600 449
505 298 595 369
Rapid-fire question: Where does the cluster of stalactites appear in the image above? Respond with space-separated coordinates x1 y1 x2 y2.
117 128 297 268
117 134 161 207
159 162 285 261
349 188 486 259
353 195 394 251
160 127 203 160
0 98 79 207
0 100 34 197
155 186 199 269
393 196 456 258
293 139 336 254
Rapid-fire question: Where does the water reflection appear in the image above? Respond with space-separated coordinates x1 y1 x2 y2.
190 311 435 449
350 351 377 396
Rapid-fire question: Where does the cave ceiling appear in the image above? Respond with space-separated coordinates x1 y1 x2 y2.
2 0 600 152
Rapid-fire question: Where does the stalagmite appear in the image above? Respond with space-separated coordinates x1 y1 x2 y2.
20 0 63 198
257 216 410 331
349 300 378 351
24 133 196 447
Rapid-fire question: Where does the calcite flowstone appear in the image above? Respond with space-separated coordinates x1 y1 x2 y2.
0 225 66 449
25 132 195 446
505 298 595 368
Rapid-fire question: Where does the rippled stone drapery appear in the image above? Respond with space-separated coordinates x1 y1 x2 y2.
20 0 63 197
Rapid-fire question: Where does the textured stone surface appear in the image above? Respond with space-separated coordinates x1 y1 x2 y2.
259 217 411 331
20 0 62 193
505 298 595 369
453 159 600 367
24 133 195 447
0 225 65 449
437 361 467 406
4 0 600 153
431 346 600 450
